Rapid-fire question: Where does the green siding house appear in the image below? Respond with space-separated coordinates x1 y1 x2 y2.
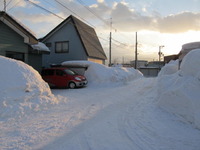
0 11 49 73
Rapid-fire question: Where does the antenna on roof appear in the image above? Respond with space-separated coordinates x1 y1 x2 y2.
109 18 112 67
4 0 6 12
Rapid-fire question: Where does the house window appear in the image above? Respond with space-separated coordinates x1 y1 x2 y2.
55 41 69 53
46 42 52 47
6 51 25 62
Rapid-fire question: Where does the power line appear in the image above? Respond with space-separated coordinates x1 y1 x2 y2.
25 0 105 41
7 0 133 52
75 0 132 49
6 0 13 8
29 0 130 51
43 0 56 8
26 0 64 20
53 0 128 50
112 38 129 47
22 0 129 54
54 0 95 28
7 0 22 11
76 0 109 26
4 0 6 11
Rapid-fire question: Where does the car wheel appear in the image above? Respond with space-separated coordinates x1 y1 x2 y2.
68 82 76 89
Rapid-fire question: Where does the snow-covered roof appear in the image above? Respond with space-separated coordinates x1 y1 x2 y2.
62 60 90 68
181 41 200 53
31 42 50 52
179 41 200 60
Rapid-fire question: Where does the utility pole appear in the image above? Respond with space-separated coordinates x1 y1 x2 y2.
4 0 6 12
158 45 164 62
109 18 112 67
158 45 164 69
134 32 138 69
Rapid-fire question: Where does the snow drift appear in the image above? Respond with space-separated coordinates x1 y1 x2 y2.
158 60 179 76
62 60 143 86
158 49 200 129
0 56 57 120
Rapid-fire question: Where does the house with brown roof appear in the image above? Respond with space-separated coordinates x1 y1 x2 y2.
164 54 179 64
0 11 49 73
40 15 107 68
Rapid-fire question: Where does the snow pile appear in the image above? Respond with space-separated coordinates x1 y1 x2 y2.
181 42 200 52
31 42 50 52
158 60 179 76
179 49 200 77
157 49 200 129
62 60 143 86
0 56 57 120
179 42 200 61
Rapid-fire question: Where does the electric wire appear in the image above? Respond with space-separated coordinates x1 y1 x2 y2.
26 0 64 20
7 0 22 11
76 0 109 26
54 0 95 28
75 0 132 48
22 0 130 52
6 0 13 8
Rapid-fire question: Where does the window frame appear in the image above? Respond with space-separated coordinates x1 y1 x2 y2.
55 41 69 53
45 42 52 48
6 51 25 62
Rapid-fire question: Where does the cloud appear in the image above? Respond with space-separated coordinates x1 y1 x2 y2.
12 10 63 24
4 0 200 38
10 10 65 38
0 0 26 10
97 0 104 3
89 1 111 18
157 12 200 33
91 1 200 33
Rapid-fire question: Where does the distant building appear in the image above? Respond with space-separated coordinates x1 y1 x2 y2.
164 41 200 68
138 67 160 77
138 61 164 77
164 54 179 64
148 61 164 68
130 60 148 68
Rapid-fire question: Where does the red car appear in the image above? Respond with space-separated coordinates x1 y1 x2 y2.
41 68 87 88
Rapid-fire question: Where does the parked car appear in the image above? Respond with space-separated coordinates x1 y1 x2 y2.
41 68 87 88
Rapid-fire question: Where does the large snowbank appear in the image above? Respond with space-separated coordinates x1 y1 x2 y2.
62 60 143 86
158 60 179 76
0 56 57 120
157 49 200 129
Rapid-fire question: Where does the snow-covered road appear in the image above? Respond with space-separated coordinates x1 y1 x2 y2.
40 78 200 150
1 78 200 150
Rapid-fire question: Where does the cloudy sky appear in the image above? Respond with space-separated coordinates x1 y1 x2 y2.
1 0 200 63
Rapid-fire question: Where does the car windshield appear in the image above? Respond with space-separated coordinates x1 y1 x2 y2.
64 69 77 75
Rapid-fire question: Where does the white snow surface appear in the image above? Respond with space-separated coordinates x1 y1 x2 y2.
158 60 179 76
1 57 200 150
31 42 50 52
0 56 57 120
181 41 200 52
158 49 200 129
62 60 143 86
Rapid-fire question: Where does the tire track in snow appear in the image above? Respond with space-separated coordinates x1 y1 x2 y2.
117 78 158 150
36 78 200 150
117 78 200 150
